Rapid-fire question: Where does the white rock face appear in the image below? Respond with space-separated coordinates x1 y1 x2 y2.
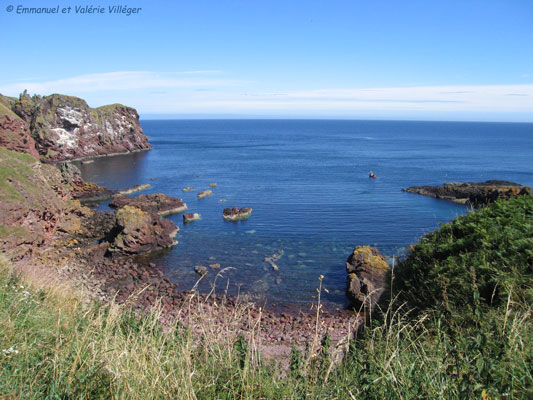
52 127 78 149
56 106 84 127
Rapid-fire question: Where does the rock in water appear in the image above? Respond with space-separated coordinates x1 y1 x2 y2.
107 205 178 255
118 183 151 195
222 207 253 221
346 246 389 312
109 193 187 216
194 265 208 276
183 213 200 223
403 180 530 206
197 190 212 199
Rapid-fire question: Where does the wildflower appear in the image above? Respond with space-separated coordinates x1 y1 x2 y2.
2 347 20 355
22 291 30 297
19 285 24 289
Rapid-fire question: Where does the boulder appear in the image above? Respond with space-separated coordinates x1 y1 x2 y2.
403 180 530 206
346 246 389 312
183 212 200 223
109 193 187 216
107 205 178 256
223 207 253 221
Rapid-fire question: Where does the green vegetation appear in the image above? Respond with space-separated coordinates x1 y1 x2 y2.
388 195 533 322
0 102 17 118
1 197 531 399
0 146 38 202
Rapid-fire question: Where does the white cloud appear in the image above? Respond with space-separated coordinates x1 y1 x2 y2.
1 72 532 119
0 71 243 95
135 84 533 114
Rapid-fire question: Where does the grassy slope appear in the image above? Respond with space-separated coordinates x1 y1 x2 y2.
0 198 531 399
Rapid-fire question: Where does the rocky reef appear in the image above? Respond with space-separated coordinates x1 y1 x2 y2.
403 180 530 206
345 246 389 312
0 92 151 162
223 206 253 221
109 193 188 216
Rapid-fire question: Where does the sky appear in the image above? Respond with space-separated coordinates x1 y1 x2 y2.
0 0 532 121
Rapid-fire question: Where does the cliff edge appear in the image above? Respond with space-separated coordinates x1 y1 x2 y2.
0 92 151 162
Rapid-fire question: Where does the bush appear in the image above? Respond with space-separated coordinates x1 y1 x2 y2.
387 195 533 321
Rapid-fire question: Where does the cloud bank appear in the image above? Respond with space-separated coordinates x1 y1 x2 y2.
1 71 532 120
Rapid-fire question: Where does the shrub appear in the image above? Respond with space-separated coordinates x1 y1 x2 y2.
386 195 533 321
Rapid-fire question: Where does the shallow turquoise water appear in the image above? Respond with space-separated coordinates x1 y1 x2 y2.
76 119 533 309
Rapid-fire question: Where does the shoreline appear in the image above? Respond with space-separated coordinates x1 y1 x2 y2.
47 147 151 164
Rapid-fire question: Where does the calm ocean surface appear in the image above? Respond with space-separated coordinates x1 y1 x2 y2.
76 120 533 309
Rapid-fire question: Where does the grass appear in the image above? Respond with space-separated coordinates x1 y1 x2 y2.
1 196 532 399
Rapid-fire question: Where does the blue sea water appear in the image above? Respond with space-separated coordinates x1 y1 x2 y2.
76 120 533 309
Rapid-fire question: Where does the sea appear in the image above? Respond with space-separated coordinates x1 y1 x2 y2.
75 120 533 310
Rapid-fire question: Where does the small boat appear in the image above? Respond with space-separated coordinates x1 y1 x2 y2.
369 171 377 179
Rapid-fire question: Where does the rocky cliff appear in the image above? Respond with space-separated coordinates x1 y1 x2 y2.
0 146 86 259
0 92 151 162
0 96 40 158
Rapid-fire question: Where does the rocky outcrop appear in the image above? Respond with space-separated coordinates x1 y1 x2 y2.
346 246 389 312
183 213 200 223
106 205 178 256
56 162 116 201
1 92 151 162
403 180 530 206
0 147 88 259
0 100 39 158
223 207 253 221
109 193 188 216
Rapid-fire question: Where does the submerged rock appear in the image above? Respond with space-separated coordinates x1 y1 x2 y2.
403 180 530 206
346 246 389 312
194 265 208 276
109 193 187 216
223 207 253 221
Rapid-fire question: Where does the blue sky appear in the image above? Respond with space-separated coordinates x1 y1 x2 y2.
1 0 532 121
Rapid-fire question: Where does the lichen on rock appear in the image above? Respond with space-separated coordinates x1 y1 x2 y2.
345 246 389 312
